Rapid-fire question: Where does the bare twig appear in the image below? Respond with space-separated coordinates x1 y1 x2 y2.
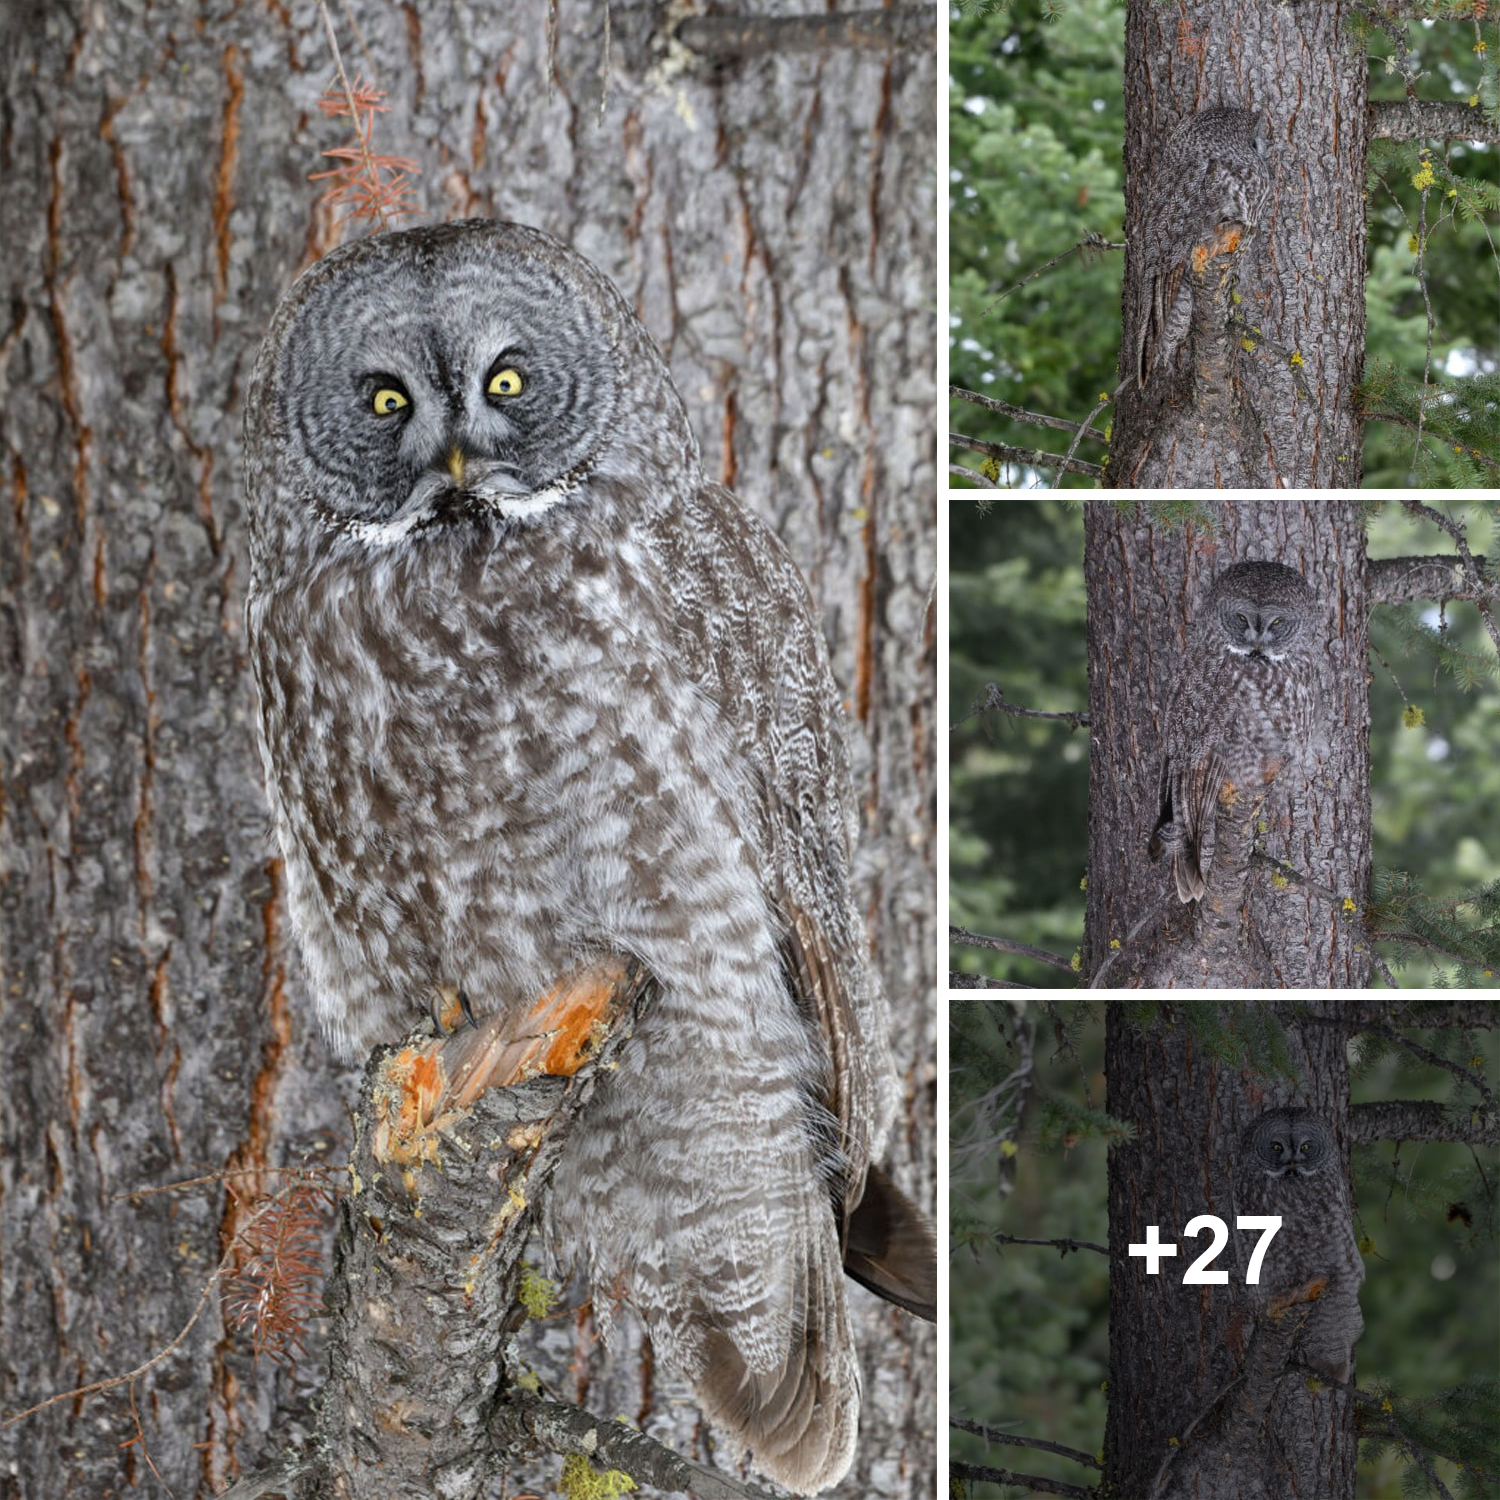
951 972 1036 989
952 682 1090 733
1086 897 1168 990
112 1165 335 1203
952 1417 1101 1468
969 231 1125 315
950 924 1076 975
949 432 1103 483
1054 389 1119 489
949 385 1109 442
989 1232 1109 1257
952 1460 1096 1499
3 1185 307 1428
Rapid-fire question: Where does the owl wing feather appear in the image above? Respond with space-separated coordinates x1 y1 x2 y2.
1152 649 1248 902
621 483 932 1490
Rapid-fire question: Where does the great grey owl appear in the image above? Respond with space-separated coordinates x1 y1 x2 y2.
1148 560 1319 904
241 218 934 1494
1131 107 1271 390
1235 1108 1364 1383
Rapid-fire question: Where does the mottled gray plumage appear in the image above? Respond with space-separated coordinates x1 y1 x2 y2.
1148 560 1319 903
1235 1108 1364 1383
1132 107 1271 390
242 218 932 1494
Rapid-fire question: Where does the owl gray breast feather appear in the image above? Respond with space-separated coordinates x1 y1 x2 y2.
1148 560 1319 903
1235 1108 1364 1384
1132 107 1271 390
241 218 933 1495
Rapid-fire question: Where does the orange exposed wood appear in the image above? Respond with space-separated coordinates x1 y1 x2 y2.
372 959 648 1169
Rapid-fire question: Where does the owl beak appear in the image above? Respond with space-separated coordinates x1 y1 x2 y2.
447 447 467 487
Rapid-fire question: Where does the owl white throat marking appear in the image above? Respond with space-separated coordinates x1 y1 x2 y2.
321 460 591 548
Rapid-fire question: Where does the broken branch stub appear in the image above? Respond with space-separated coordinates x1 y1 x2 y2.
310 957 655 1500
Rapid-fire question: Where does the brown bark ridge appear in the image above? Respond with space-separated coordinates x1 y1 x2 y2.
1110 1 1368 488
0 3 936 1496
1104 1002 1360 1500
1083 502 1373 989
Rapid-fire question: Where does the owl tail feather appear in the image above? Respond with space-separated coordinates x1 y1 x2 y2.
843 1164 937 1321
690 1261 860 1497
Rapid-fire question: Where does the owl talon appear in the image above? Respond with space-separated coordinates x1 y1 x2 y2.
458 987 478 1030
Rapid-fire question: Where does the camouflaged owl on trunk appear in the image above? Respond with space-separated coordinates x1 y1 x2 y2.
1131 108 1271 391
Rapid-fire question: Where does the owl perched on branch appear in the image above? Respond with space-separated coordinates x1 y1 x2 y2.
1131 107 1271 390
243 219 933 1494
1148 561 1319 903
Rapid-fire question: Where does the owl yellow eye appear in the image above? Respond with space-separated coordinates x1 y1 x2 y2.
487 367 524 398
372 387 409 415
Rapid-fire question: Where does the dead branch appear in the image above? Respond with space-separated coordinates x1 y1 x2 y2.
1298 1000 1500 1028
950 925 1076 975
951 1416 1101 1468
950 385 1110 443
951 1460 1097 1499
1369 554 1499 605
1400 502 1500 660
1370 99 1500 142
1350 1099 1500 1145
949 431 1104 482
951 972 1035 990
952 682 1091 733
989 1232 1109 1257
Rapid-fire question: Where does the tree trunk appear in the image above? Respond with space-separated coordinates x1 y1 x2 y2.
1110 0 1368 487
1103 1002 1360 1500
1082 501 1373 988
0 4 936 1497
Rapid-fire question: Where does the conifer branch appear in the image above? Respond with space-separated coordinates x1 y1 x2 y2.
1357 1020 1498 1109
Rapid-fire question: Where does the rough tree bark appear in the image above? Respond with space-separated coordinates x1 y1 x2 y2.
1110 0 1368 487
1104 1002 1360 1500
1083 501 1374 989
0 4 936 1497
